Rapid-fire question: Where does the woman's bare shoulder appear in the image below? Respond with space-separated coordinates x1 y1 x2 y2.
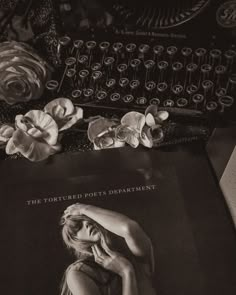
66 265 101 295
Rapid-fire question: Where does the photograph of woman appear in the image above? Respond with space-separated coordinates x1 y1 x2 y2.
60 202 157 295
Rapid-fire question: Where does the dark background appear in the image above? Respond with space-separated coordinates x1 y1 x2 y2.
1 145 236 295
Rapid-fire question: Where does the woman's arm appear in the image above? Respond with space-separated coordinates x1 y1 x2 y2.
66 203 152 258
92 244 139 295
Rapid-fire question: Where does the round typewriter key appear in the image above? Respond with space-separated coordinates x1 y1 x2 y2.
145 81 156 91
201 64 212 72
117 64 128 72
119 78 129 88
78 55 88 65
202 80 214 90
46 80 59 91
218 96 234 112
158 61 169 70
71 89 82 98
104 57 115 66
91 71 102 81
130 59 141 69
206 101 217 111
91 63 102 71
126 43 136 53
150 98 160 106
139 44 150 54
96 91 107 100
215 65 226 75
83 88 94 98
172 84 183 95
172 62 183 71
177 98 188 108
181 47 192 57
157 82 168 92
112 42 123 52
136 97 147 105
192 94 204 104
73 39 84 49
99 41 110 51
167 46 178 56
187 63 198 72
195 48 207 57
130 80 140 90
72 40 84 55
66 68 76 78
110 93 120 101
86 41 97 50
123 95 134 103
163 99 174 107
106 78 116 88
144 60 155 69
186 84 198 94
59 36 71 46
210 49 222 62
215 87 227 98
65 57 76 66
225 49 236 60
153 45 164 55
79 69 89 78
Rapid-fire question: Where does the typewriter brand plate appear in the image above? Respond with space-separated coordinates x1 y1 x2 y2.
113 0 210 29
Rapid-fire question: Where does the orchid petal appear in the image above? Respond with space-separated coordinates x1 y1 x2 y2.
156 111 169 121
44 98 74 117
145 113 156 127
5 137 18 154
27 127 44 138
24 110 58 145
15 114 28 131
140 126 153 148
121 112 145 133
59 107 83 131
10 129 61 162
87 118 117 143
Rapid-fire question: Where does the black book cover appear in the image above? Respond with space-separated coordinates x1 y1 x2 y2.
1 146 236 295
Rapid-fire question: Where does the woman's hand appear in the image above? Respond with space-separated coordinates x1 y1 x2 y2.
91 242 133 277
64 203 88 217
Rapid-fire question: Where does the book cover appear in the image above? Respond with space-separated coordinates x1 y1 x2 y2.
1 147 236 295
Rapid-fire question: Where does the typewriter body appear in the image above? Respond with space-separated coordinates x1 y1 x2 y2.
49 0 236 122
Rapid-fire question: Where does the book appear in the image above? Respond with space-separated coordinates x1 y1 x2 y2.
1 146 236 295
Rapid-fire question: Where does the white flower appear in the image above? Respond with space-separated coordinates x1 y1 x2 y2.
0 41 51 104
6 110 61 162
44 98 83 131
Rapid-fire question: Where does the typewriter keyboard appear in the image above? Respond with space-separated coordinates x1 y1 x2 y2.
46 36 236 118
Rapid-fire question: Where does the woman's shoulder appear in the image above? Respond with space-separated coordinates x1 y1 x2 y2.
66 259 111 284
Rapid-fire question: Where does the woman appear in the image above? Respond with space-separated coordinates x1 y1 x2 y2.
60 202 156 295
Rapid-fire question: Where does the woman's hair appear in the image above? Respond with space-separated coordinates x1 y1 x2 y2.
60 213 111 258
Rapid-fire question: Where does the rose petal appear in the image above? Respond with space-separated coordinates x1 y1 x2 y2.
121 112 145 133
24 110 58 145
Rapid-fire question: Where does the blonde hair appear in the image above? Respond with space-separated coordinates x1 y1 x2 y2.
60 213 111 258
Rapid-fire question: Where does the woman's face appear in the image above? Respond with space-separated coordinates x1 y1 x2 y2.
75 220 100 242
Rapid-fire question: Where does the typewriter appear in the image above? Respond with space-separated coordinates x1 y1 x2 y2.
47 0 236 122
